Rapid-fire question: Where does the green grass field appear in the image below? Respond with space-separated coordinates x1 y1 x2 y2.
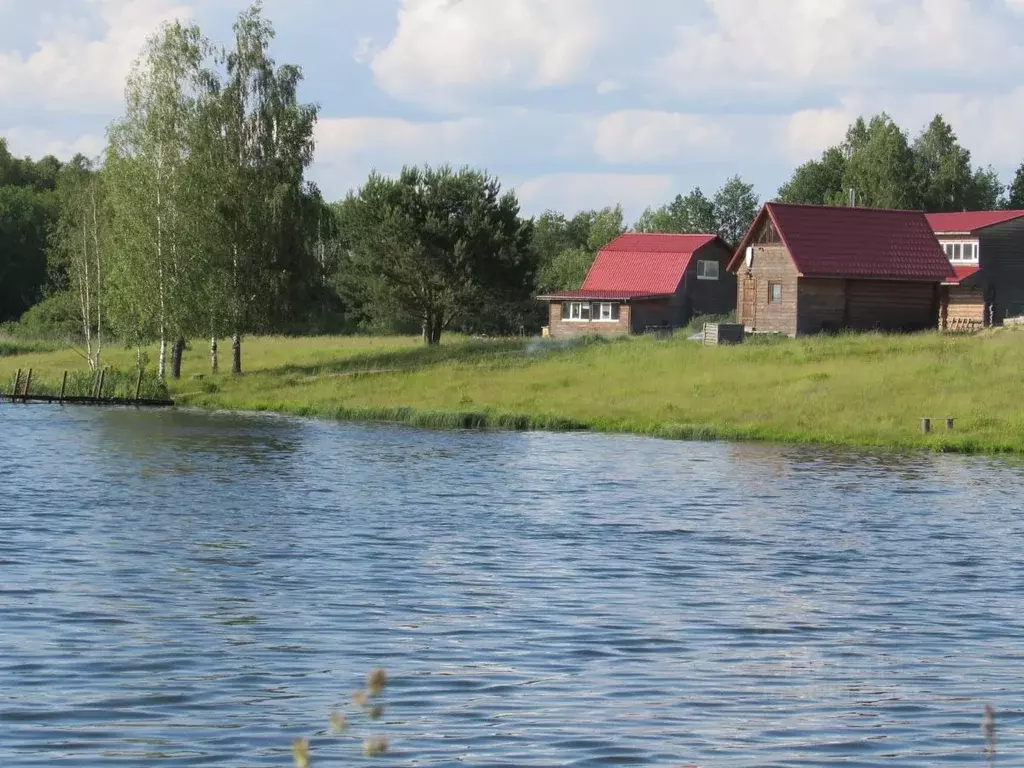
3 330 1024 454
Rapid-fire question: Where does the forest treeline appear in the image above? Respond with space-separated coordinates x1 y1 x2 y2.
4 1 1024 376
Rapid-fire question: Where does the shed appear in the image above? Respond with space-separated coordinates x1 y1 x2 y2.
728 203 956 337
539 233 736 339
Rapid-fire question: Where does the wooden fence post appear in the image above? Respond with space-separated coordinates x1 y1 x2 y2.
22 369 32 403
945 418 955 431
96 368 106 401
921 418 932 434
134 369 143 403
11 369 21 399
59 371 68 404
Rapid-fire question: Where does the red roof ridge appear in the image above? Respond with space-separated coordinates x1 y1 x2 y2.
767 201 928 216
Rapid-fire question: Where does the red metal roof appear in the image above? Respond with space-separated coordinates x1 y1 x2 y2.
943 266 982 286
731 203 955 282
580 233 720 295
601 233 719 253
926 210 1024 233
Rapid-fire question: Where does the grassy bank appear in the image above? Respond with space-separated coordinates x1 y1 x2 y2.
4 331 1024 454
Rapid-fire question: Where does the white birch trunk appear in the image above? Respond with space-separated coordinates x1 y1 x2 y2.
90 181 103 370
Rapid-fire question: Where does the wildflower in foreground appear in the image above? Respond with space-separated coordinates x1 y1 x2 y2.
363 736 389 757
292 737 310 768
329 710 348 734
367 668 389 696
982 704 996 764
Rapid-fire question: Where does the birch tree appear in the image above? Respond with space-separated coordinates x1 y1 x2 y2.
51 157 106 371
214 1 318 374
105 21 212 380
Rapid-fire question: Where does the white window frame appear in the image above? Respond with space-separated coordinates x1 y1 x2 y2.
562 301 619 322
565 301 590 321
696 259 720 281
768 282 782 304
939 239 980 265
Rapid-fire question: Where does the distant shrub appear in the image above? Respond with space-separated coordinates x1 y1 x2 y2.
681 312 737 336
5 291 82 340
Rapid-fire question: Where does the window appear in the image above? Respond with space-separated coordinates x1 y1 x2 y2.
939 239 979 264
768 282 782 304
561 301 618 321
697 259 720 280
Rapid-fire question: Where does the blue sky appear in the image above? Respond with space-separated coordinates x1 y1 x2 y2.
3 0 1024 221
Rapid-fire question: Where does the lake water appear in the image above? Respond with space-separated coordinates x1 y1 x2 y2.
1 406 1022 766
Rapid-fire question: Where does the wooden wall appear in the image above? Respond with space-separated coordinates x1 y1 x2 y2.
629 299 675 332
844 280 938 331
735 245 799 336
941 285 986 330
547 302 631 338
684 241 738 318
980 219 1024 322
798 279 846 334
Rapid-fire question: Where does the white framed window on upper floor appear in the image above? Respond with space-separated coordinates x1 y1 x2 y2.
940 240 979 264
696 260 720 280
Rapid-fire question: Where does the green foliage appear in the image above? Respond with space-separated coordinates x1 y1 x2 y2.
776 147 848 206
339 165 536 344
531 206 624 295
11 367 170 400
215 1 321 361
1007 162 1024 209
634 179 758 246
713 176 760 245
538 248 593 293
0 182 56 322
5 292 81 340
10 331 1024 454
778 112 1008 213
635 187 717 234
0 337 60 356
843 114 919 209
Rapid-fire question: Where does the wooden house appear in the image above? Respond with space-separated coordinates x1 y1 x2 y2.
926 210 1024 330
539 233 735 338
728 203 955 336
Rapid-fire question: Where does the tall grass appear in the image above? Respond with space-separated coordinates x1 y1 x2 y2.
4 330 1024 454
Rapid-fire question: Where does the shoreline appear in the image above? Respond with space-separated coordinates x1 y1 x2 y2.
7 331 1024 458
171 395 1024 457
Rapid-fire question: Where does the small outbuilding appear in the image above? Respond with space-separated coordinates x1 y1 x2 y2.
926 210 1024 329
539 233 736 339
729 203 956 337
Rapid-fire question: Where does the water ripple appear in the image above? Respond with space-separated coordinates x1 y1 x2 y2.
0 406 1021 765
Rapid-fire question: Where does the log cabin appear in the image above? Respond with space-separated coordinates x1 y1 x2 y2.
926 210 1024 331
539 233 735 338
729 203 956 337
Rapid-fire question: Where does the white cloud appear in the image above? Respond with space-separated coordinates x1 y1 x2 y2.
593 110 735 164
313 115 490 198
370 0 603 104
659 0 1022 96
514 173 675 219
2 127 105 160
783 105 858 162
317 115 483 157
0 0 195 112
